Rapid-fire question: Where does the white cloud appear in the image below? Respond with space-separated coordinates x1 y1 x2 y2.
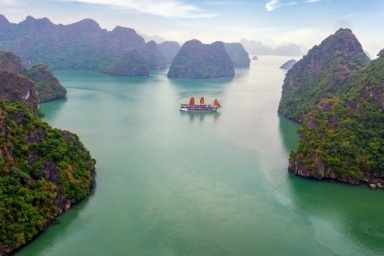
306 0 322 2
266 0 279 11
265 0 297 12
62 0 217 18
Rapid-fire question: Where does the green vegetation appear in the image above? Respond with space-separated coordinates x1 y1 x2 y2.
0 51 94 254
285 30 384 184
101 50 149 76
0 15 167 75
0 51 67 104
168 40 235 79
0 102 96 254
0 70 40 116
26 64 67 102
278 29 369 122
0 51 26 74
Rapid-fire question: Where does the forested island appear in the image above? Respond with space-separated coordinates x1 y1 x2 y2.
279 29 384 188
168 39 235 79
0 51 96 255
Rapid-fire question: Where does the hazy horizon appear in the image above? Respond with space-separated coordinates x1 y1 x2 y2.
1 0 383 57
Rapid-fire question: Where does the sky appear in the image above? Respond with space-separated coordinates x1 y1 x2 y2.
0 0 383 57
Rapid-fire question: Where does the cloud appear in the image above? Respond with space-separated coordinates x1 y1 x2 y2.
306 0 322 3
265 0 279 11
62 0 217 18
265 0 297 12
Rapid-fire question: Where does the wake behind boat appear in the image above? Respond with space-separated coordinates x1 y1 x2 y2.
180 97 221 112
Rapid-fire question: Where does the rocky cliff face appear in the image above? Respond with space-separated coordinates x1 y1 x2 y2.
167 39 235 79
278 29 369 122
158 41 180 64
0 101 96 255
0 51 26 74
0 71 39 115
285 31 384 187
0 51 67 103
0 53 95 255
26 64 67 102
224 43 250 68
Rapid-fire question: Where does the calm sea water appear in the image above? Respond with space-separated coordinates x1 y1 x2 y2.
17 56 384 256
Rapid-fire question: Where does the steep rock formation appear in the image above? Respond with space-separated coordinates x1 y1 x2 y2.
278 28 369 122
168 39 234 79
158 41 181 64
224 43 250 68
0 102 96 255
0 51 26 74
0 51 67 103
26 64 67 102
285 31 384 186
0 71 39 115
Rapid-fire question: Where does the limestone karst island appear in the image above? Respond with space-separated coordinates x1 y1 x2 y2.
0 2 384 254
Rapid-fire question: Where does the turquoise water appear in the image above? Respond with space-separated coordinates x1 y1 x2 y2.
17 56 384 255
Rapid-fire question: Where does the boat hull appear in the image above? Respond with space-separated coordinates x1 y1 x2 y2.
180 104 218 112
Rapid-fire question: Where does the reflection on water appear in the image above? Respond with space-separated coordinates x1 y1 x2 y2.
278 113 301 153
287 174 384 255
180 111 221 123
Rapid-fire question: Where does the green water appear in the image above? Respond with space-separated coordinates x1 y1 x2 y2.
16 56 384 256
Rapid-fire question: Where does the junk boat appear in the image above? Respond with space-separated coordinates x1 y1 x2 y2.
180 97 221 112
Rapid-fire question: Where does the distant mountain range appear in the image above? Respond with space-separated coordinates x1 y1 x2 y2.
0 14 306 78
240 38 306 56
0 15 171 75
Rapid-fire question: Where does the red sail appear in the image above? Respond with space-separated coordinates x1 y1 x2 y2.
189 97 195 106
213 99 221 108
200 97 205 105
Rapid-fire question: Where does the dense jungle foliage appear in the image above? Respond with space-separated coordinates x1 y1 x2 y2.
0 102 96 255
287 42 384 184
